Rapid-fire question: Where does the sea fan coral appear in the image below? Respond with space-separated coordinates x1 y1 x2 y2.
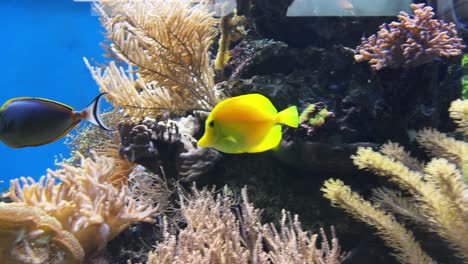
355 3 465 70
3 153 158 259
87 0 222 119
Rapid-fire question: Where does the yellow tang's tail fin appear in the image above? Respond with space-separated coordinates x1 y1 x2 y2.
276 106 299 128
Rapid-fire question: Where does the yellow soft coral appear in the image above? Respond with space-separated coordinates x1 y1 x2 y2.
0 203 84 264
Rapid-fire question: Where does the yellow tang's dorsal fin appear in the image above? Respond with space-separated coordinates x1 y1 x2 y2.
214 93 277 116
245 125 282 153
0 97 73 111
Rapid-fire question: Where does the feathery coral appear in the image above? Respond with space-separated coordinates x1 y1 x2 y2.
323 143 467 262
87 0 221 119
352 147 468 258
379 142 424 171
416 128 468 168
322 98 468 262
147 186 347 264
450 99 468 135
355 3 465 70
322 179 434 264
4 153 158 257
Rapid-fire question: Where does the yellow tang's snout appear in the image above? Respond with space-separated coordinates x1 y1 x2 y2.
197 119 216 148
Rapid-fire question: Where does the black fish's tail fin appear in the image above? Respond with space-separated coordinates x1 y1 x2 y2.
81 93 114 131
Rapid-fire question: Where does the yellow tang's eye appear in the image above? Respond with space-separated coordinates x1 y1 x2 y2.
209 120 215 128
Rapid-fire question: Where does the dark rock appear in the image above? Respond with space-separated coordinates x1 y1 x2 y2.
119 116 221 181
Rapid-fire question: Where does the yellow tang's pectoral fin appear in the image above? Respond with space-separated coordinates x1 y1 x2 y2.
217 136 243 154
224 136 237 144
245 125 282 153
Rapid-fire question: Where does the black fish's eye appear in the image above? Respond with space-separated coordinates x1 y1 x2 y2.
209 121 214 127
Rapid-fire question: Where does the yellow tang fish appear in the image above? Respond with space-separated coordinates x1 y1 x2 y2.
197 93 299 153
0 93 112 148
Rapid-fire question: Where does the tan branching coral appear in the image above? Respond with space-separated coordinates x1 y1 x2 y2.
355 3 465 70
87 0 222 119
146 186 347 264
351 147 467 257
3 153 158 259
416 128 467 167
322 179 435 264
322 99 468 263
450 99 468 135
322 141 467 262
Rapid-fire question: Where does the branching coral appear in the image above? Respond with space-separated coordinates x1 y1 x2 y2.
321 100 468 263
3 152 158 260
87 0 222 119
355 3 465 70
450 99 468 135
322 179 435 264
146 186 347 264
350 147 468 258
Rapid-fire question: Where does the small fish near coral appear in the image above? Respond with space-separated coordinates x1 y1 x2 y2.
0 93 111 148
198 93 299 153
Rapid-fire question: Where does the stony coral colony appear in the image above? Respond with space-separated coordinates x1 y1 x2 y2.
1 1 467 264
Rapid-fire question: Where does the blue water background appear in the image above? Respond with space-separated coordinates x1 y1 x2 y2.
0 0 103 189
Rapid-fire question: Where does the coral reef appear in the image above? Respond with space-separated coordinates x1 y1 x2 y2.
322 99 468 263
355 3 465 70
146 186 348 264
13 0 464 262
86 0 222 119
1 153 158 263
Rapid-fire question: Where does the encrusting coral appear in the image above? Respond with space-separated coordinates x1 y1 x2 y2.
86 0 223 119
322 99 468 263
355 3 465 70
145 186 348 264
1 152 158 262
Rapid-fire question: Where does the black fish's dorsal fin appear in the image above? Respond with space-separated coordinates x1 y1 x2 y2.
80 93 114 131
0 97 74 111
